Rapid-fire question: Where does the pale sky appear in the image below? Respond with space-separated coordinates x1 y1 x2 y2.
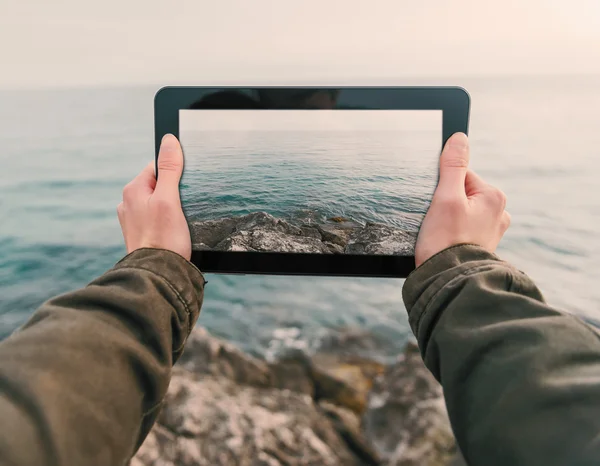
180 110 441 132
1 0 599 89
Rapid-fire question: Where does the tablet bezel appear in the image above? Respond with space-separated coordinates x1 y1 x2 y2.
154 86 470 278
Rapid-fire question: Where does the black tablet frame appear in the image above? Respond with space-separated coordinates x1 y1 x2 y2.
154 86 470 278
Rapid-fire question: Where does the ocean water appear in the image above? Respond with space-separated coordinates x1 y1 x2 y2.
1 76 599 358
179 129 441 233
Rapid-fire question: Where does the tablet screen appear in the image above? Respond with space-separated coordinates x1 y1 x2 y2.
179 109 441 257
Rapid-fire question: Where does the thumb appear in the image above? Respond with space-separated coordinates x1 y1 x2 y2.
436 132 470 197
155 134 184 197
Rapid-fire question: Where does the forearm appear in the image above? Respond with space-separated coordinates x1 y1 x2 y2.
403 245 600 466
0 248 205 466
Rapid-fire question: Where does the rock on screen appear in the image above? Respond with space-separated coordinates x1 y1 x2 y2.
179 109 442 256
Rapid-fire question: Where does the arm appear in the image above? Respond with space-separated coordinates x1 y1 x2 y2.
0 134 198 465
403 244 600 466
0 248 205 466
407 133 600 465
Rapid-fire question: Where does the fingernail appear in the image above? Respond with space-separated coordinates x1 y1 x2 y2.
448 132 469 150
161 134 177 150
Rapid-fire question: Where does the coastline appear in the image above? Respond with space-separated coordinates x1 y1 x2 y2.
132 326 463 466
189 212 418 256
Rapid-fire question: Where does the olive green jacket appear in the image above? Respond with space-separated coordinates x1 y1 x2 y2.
1 245 599 465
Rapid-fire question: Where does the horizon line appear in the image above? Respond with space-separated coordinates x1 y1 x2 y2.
1 71 598 93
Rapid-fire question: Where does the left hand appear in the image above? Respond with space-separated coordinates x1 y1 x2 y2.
117 134 191 260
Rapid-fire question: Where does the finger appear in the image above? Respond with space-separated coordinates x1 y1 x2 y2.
128 161 156 196
464 169 487 197
476 182 507 210
117 202 124 223
122 162 156 203
155 134 183 198
437 133 470 197
501 211 512 232
117 202 129 249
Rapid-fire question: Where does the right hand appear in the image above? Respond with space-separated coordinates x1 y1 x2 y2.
415 132 511 268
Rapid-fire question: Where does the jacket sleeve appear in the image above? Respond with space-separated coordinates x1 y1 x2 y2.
402 244 600 466
0 248 206 466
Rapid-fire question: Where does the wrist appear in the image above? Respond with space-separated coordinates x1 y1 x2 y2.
116 247 206 288
404 244 501 311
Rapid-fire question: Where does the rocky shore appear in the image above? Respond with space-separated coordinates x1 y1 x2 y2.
131 327 463 466
189 212 418 255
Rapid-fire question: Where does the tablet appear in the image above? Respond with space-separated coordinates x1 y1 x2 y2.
154 87 470 278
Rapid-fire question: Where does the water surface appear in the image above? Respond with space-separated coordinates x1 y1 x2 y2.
1 76 599 357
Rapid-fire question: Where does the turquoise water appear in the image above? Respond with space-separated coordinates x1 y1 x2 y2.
179 129 440 232
1 77 599 358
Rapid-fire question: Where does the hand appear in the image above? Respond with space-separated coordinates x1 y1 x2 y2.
117 134 191 260
415 132 511 267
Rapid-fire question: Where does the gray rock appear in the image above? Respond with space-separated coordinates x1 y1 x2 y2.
268 349 315 396
363 341 457 466
319 401 380 465
317 220 361 247
135 370 365 465
133 328 459 466
345 222 417 256
189 217 238 248
176 327 272 388
233 212 303 236
316 327 397 361
191 242 212 251
310 353 383 415
300 225 322 239
190 212 416 256
215 230 332 254
130 425 178 466
190 212 331 253
324 242 345 254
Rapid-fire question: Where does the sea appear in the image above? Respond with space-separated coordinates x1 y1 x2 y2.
179 128 440 231
1 75 599 360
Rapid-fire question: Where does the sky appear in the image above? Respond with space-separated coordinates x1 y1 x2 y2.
1 0 599 89
180 110 442 132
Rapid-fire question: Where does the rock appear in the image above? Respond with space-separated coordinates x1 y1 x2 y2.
300 225 322 239
234 212 302 236
189 212 416 255
191 242 211 251
345 222 417 256
267 347 379 416
322 242 342 254
133 328 458 466
135 369 366 465
177 327 272 388
329 216 350 223
316 327 399 361
320 353 385 390
317 220 361 247
130 425 178 466
268 349 315 397
190 212 332 253
363 341 457 466
215 230 332 254
189 217 238 249
268 344 385 416
310 361 369 415
319 401 380 465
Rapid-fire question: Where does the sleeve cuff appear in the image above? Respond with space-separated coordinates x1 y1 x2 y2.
112 248 206 322
402 244 507 331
